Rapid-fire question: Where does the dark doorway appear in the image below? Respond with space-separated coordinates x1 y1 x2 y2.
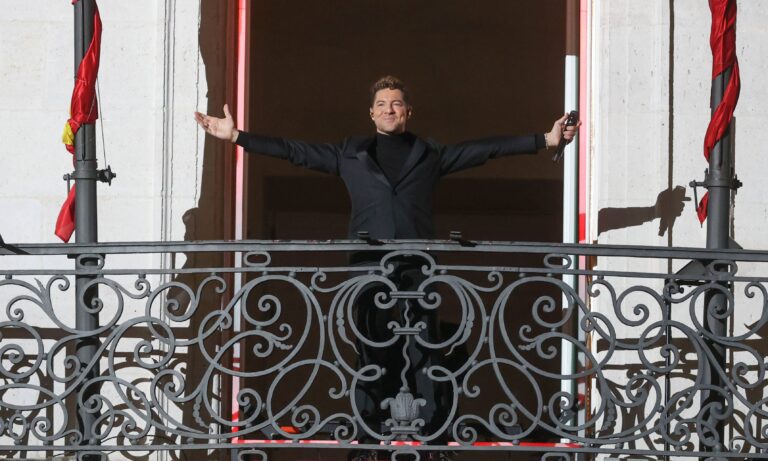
245 0 565 242
240 0 568 448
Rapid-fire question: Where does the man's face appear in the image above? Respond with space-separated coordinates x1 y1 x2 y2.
370 88 411 135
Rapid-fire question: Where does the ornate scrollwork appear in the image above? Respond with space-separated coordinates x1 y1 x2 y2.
0 245 767 460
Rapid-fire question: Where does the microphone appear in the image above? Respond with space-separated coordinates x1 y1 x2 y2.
551 110 579 162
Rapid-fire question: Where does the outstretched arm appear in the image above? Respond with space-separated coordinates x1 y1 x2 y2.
438 114 582 175
194 104 239 143
193 104 340 175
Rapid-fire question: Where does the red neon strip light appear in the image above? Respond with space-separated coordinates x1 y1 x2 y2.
235 0 247 239
578 0 589 243
231 0 247 441
230 438 582 448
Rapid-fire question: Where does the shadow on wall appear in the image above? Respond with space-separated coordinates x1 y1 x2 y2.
598 186 691 237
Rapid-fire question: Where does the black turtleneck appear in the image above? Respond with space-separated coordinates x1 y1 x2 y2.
372 132 416 185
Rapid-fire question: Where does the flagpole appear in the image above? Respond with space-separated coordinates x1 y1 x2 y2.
73 0 101 456
699 1 740 458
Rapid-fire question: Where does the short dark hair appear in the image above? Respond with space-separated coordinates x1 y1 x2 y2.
370 75 410 106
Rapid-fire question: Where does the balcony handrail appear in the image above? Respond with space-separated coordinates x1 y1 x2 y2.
3 238 768 262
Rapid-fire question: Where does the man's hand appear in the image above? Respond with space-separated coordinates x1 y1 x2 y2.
544 113 581 148
194 104 238 143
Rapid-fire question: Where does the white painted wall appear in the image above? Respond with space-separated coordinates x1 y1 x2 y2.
0 0 207 325
592 0 672 250
0 1 77 244
588 0 768 455
0 1 206 247
591 0 767 252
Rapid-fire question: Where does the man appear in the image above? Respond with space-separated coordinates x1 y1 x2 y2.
195 76 578 241
194 76 579 447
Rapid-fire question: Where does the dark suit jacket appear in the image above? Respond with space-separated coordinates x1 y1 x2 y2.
236 132 543 239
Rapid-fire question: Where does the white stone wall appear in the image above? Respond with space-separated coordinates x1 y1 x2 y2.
591 0 672 250
0 0 208 333
592 0 768 251
0 2 73 245
589 0 768 456
0 1 205 247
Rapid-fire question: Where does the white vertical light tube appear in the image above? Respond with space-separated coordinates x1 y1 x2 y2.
560 53 579 434
234 0 247 346
561 0 580 441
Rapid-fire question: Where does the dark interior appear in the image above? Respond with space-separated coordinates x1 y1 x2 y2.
239 0 568 449
245 0 566 243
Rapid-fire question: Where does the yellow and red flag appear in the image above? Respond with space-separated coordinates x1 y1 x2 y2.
55 0 102 242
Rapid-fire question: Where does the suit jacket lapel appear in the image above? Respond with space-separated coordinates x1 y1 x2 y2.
394 137 428 186
351 137 390 188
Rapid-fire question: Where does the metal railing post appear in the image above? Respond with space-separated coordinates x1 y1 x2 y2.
73 0 101 457
701 19 738 460
699 66 732 458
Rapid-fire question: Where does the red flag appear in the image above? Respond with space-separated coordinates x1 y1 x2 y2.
55 186 77 242
696 190 710 225
55 2 102 241
699 0 739 224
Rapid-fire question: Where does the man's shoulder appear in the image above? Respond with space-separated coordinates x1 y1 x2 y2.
415 136 445 154
340 135 375 154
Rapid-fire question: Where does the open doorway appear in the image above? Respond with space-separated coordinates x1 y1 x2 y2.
244 0 565 243
238 0 568 447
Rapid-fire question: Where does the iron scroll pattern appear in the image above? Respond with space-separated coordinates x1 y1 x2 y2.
0 246 768 459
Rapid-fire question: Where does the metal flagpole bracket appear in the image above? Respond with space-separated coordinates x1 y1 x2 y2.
63 173 72 193
688 169 742 209
97 165 116 185
64 165 117 186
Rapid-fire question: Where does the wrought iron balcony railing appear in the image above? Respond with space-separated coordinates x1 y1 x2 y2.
1 239 768 461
